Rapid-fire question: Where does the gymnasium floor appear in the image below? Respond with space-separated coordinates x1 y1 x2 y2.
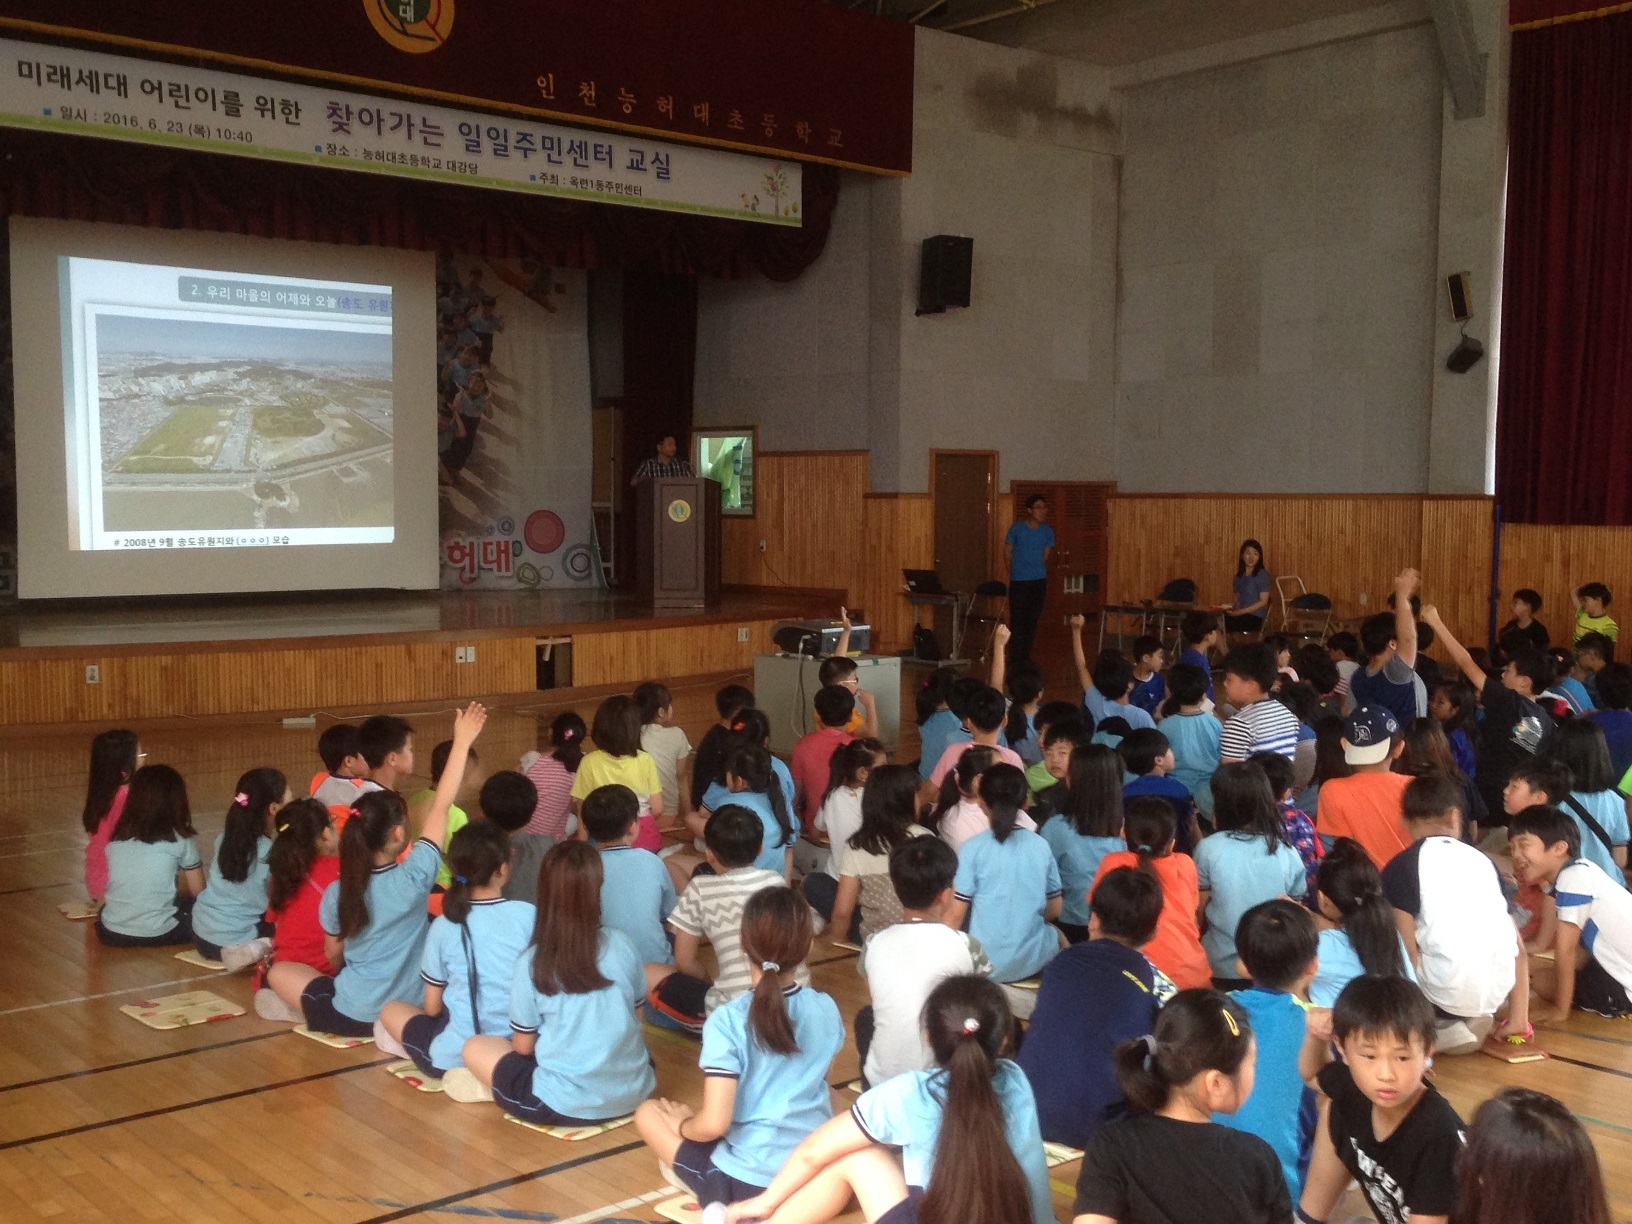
4 673 1632 1222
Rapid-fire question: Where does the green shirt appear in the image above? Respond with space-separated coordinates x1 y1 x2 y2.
408 788 468 888
1025 759 1056 797
1577 608 1619 642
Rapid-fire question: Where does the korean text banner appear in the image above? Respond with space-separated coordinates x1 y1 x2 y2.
0 0 914 175
0 37 802 224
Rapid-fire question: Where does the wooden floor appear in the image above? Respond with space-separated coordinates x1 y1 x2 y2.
5 672 1632 1222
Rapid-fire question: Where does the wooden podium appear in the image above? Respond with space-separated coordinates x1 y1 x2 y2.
634 476 721 608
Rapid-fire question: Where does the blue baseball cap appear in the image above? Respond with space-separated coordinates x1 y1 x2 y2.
1342 706 1400 765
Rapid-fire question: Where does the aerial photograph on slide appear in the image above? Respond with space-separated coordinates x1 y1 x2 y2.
92 313 393 533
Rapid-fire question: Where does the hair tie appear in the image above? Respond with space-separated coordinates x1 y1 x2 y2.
234 792 250 807
1221 1008 1240 1038
348 806 362 819
961 1017 980 1036
761 960 780 973
1139 1033 1159 1072
1135 843 1154 854
453 874 469 885
276 822 290 834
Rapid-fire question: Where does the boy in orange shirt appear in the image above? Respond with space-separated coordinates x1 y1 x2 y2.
1316 706 1412 868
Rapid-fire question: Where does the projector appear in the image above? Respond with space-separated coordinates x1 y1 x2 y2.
771 619 869 656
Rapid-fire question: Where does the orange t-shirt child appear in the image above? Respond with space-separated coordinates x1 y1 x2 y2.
1090 850 1211 989
1316 772 1413 869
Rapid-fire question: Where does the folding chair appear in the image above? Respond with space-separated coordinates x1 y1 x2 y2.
963 580 1009 667
1276 576 1333 643
1149 578 1198 653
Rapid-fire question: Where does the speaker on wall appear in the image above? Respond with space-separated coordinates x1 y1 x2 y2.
917 235 973 316
1446 272 1472 322
1446 334 1484 373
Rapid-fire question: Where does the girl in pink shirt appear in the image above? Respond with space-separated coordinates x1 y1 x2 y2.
523 711 584 838
82 729 140 902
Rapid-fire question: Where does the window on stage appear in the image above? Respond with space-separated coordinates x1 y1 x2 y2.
693 428 755 516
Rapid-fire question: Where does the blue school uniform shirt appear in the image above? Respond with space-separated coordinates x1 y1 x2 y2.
1161 712 1223 819
1011 709 1042 765
1006 521 1055 582
420 897 536 1071
1193 832 1308 979
852 1061 1053 1224
597 844 678 964
102 835 202 938
319 837 440 1023
1214 988 1316 1200
1018 938 1172 1149
1124 774 1198 854
1038 817 1123 927
1131 672 1167 716
1178 647 1215 701
1591 709 1632 780
953 828 1063 982
191 833 272 946
1084 688 1156 732
918 709 970 780
1557 676 1595 714
1566 790 1630 883
1308 927 1418 1008
701 985 844 1188
700 784 794 875
508 925 655 1118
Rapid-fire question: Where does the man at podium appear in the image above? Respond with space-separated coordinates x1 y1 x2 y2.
629 432 694 485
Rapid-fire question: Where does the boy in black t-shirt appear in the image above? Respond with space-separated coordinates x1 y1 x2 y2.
1422 604 1555 825
1297 975 1465 1224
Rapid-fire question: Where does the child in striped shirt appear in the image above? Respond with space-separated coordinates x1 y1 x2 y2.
1219 644 1300 763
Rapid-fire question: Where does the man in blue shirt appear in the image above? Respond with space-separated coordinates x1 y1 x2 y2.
1004 495 1055 667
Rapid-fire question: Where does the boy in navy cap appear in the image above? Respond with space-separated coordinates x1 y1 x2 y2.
1314 707 1411 868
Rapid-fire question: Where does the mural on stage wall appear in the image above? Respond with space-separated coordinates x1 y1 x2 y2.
436 256 598 589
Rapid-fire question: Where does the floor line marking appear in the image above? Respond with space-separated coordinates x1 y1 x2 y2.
350 1140 645 1224
0 971 228 1017
547 1187 673 1224
0 1055 394 1151
1549 1052 1632 1081
0 1030 287 1094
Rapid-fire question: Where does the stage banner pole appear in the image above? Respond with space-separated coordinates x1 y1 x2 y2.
437 258 598 591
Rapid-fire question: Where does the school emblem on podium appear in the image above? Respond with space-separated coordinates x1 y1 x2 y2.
667 498 693 524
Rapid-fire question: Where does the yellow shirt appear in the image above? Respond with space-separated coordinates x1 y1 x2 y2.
1576 609 1619 642
569 750 662 806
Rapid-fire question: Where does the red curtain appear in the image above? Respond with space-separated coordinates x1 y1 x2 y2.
1496 8 1632 524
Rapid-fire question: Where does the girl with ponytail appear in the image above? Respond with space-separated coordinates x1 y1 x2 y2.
716 745 797 880
1089 796 1211 989
522 710 585 839
376 820 534 1087
943 765 1063 990
923 744 1001 851
262 703 488 1036
636 885 843 1213
81 728 140 903
721 975 1053 1224
191 767 288 969
256 798 340 1004
1308 837 1417 1007
1073 989 1289 1222
802 738 888 931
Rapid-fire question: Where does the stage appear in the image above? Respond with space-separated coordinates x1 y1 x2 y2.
0 587 835 728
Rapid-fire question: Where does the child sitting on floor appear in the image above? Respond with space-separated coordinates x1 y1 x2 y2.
312 723 379 820
828 764 931 945
1121 727 1200 855
521 711 584 840
476 770 550 907
572 695 664 852
1037 743 1126 944
1159 664 1222 821
81 728 139 905
1251 751 1321 907
1091 797 1212 990
256 799 339 1004
581 783 676 969
1308 837 1415 1008
802 738 887 927
636 681 693 828
692 685 755 810
634 886 843 1211
191 768 286 969
95 764 203 948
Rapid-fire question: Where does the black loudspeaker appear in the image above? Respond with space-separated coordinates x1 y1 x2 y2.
1446 272 1472 322
917 235 973 315
1446 334 1484 373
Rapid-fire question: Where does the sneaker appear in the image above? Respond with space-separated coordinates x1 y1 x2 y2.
220 938 274 973
441 1066 493 1103
658 1162 690 1194
701 1204 729 1224
372 1020 409 1059
254 987 303 1023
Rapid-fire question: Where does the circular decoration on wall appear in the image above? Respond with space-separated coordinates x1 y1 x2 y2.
667 498 693 524
562 545 592 580
365 0 455 53
515 561 541 588
524 509 566 555
497 516 516 537
541 566 555 581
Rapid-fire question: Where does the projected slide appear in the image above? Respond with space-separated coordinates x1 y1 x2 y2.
63 257 395 551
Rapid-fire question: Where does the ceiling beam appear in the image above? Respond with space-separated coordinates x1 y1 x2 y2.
1427 0 1487 119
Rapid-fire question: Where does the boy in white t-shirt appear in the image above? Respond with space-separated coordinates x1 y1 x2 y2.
856 836 990 1088
1511 803 1632 1021
635 681 693 826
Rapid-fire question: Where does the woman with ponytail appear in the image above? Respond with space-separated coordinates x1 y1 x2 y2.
637 886 843 1212
1072 989 1288 1223
459 840 656 1115
722 974 1052 1224
1090 796 1211 989
255 798 339 1005
376 820 534 1088
1308 837 1417 1007
262 703 487 1035
944 765 1062 994
191 767 288 969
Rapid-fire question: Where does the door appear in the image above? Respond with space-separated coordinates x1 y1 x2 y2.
932 451 996 597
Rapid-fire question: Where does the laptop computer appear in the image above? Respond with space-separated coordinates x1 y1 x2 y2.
903 568 947 595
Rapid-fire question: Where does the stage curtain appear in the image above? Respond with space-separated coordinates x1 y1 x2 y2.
0 128 839 279
1496 8 1632 524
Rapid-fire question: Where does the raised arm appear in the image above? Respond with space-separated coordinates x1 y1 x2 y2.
420 703 487 852
1419 605 1483 689
1069 614 1092 693
990 623 1010 690
1394 568 1421 668
834 606 853 659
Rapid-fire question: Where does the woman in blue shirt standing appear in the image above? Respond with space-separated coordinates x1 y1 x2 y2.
1220 538 1271 635
1003 495 1055 668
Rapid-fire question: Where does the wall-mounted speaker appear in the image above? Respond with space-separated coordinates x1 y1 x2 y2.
1446 334 1484 373
917 235 973 316
1446 272 1472 322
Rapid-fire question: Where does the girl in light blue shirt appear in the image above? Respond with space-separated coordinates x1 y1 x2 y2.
1159 663 1224 820
722 975 1054 1224
1547 719 1631 884
1037 743 1125 942
96 763 203 947
192 767 286 965
1308 837 1417 1007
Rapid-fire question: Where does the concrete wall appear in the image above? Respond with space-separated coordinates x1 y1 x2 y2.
1114 23 1446 492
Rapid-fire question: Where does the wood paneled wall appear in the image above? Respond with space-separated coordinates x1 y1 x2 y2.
1498 525 1632 640
1104 494 1496 645
570 618 782 688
